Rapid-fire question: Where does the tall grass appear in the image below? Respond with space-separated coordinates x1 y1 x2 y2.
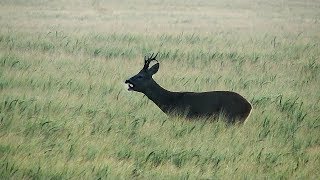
0 0 319 179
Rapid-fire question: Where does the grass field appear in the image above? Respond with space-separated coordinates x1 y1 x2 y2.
0 0 319 179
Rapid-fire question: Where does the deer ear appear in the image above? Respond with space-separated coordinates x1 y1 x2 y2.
148 63 159 75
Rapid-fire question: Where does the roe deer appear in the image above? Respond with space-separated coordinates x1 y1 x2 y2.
125 53 252 123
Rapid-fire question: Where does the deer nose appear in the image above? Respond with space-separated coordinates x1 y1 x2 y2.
125 79 133 84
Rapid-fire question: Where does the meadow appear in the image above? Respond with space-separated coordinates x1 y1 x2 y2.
0 0 319 179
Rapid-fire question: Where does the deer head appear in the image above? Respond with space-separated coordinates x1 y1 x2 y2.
125 53 159 92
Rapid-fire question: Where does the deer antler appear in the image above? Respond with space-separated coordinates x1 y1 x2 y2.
143 52 159 70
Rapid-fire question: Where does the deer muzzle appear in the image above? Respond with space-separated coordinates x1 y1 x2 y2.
125 80 134 91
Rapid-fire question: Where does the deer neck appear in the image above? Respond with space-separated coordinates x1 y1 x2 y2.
143 80 174 112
